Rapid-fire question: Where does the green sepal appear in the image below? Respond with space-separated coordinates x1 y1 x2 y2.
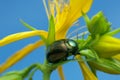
20 19 37 30
82 11 90 27
20 19 47 45
83 11 111 38
47 15 55 46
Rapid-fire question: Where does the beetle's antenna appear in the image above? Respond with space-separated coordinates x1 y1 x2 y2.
70 31 88 39
76 32 78 41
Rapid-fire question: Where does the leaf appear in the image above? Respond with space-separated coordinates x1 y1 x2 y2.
47 15 55 46
20 19 47 45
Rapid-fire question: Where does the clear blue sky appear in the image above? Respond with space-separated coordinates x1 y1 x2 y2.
0 0 120 80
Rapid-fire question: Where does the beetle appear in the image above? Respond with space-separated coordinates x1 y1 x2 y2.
46 39 79 63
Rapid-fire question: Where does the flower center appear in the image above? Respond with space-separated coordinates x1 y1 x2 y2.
49 0 70 17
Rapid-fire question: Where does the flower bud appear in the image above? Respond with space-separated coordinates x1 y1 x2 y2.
88 58 120 74
85 11 111 37
91 35 120 58
80 49 120 74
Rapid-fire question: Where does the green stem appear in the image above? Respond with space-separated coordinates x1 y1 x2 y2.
28 67 39 80
21 63 42 78
80 36 92 49
43 71 51 80
41 59 53 80
88 34 100 46
44 59 49 64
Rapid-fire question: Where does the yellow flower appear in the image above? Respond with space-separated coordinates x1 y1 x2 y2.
0 0 94 80
48 0 93 39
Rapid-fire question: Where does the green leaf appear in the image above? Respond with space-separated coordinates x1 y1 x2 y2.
47 15 55 46
20 19 37 30
20 19 47 45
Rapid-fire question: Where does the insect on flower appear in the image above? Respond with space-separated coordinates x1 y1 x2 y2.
47 39 79 63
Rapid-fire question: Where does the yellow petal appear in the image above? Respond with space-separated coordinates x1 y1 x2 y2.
57 66 65 80
0 30 48 46
75 55 98 80
0 40 44 73
69 0 93 23
55 0 93 39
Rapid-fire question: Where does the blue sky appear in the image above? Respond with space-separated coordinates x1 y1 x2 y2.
0 0 120 80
